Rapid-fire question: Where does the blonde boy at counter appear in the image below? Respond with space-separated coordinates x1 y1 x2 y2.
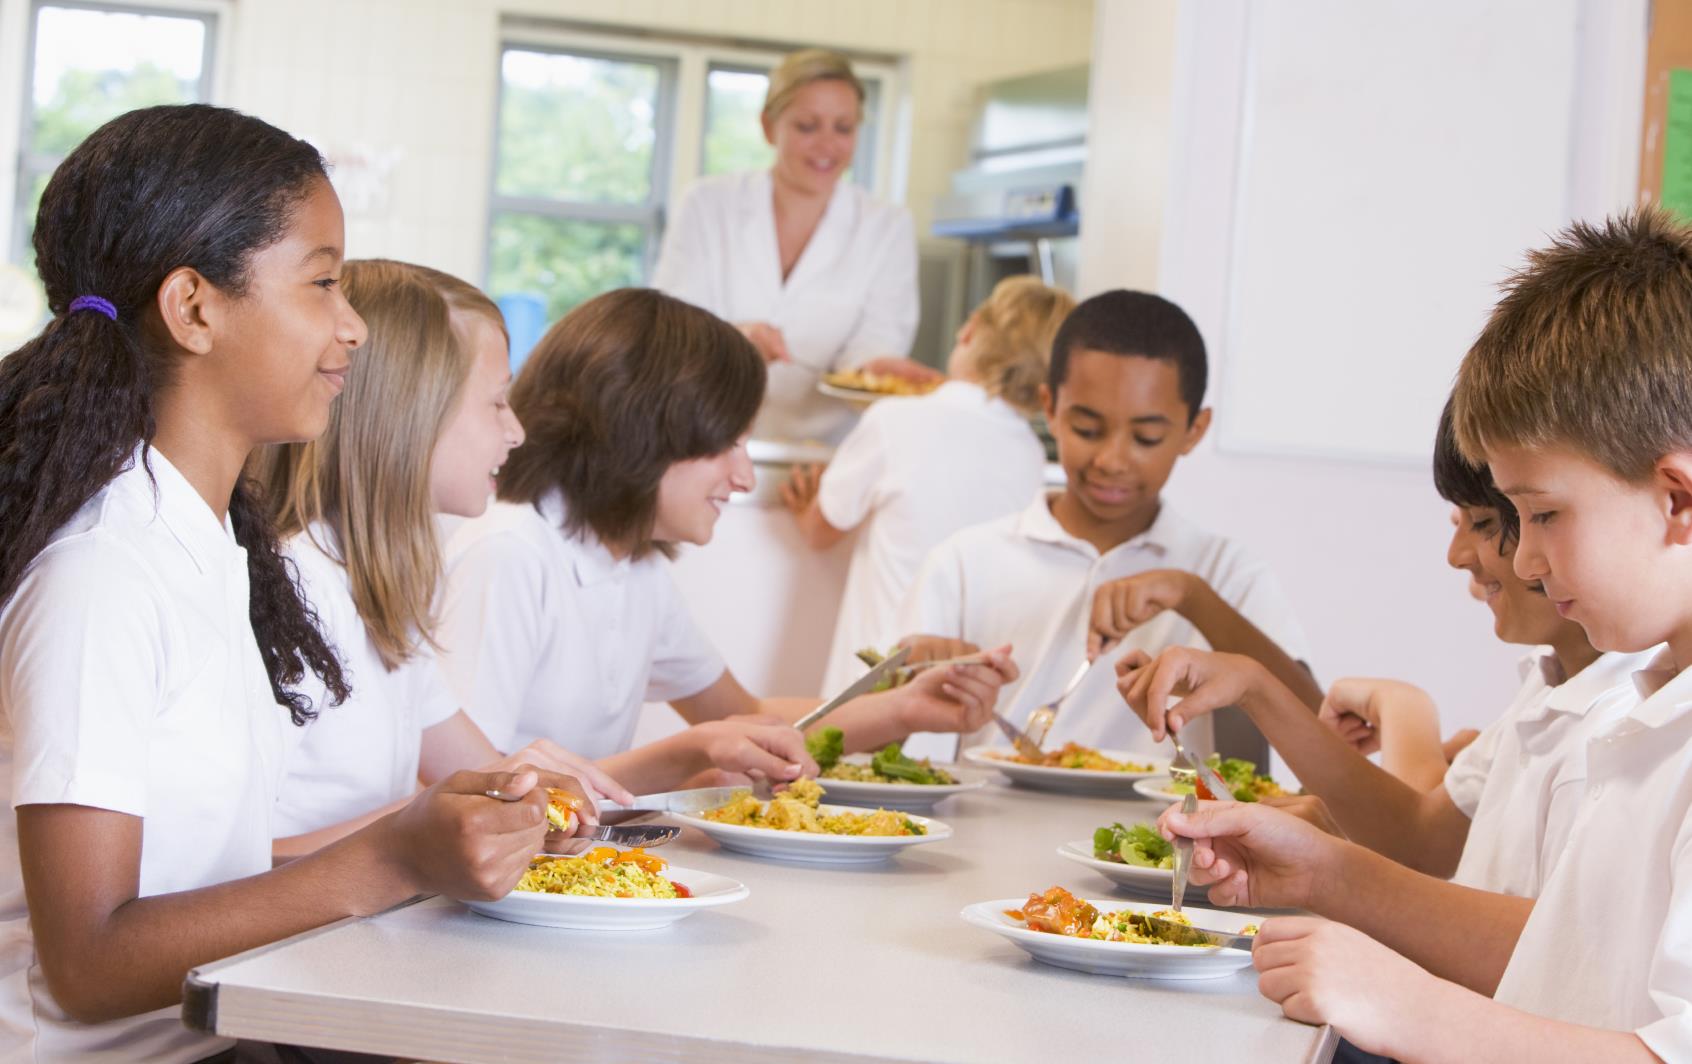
781 276 1076 694
895 290 1317 760
251 260 633 855
1132 210 1692 1062
437 289 1017 795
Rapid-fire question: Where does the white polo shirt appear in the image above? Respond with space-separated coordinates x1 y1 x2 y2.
816 381 1047 694
0 449 286 1063
272 526 460 837
896 492 1310 761
1492 652 1692 1057
1445 648 1659 895
437 492 726 759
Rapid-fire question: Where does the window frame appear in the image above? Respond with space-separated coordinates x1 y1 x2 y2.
9 0 221 264
484 21 905 297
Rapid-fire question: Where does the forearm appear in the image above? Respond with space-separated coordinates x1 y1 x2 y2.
1380 971 1659 1064
38 824 416 1022
271 795 413 861
1238 679 1467 874
1182 582 1323 709
1375 696 1452 793
1314 842 1531 994
417 711 503 783
792 502 847 550
754 694 907 754
597 733 706 793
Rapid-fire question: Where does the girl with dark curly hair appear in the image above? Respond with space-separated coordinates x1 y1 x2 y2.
0 105 591 1061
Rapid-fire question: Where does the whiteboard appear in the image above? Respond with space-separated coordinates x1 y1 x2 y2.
1215 0 1581 463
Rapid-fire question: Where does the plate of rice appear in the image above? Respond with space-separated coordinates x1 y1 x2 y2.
818 754 988 811
675 778 952 864
963 744 1168 796
464 848 748 930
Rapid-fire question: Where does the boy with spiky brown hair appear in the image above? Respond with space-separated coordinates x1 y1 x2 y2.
1117 209 1692 1062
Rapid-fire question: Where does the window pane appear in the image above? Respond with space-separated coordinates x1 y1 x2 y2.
703 67 774 176
486 211 646 327
29 6 207 157
497 49 660 204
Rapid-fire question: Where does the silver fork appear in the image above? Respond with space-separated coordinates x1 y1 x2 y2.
1024 660 1091 749
1171 791 1199 913
1167 728 1198 781
990 710 1045 761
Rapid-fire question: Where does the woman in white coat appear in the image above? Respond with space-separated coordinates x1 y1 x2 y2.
653 48 929 442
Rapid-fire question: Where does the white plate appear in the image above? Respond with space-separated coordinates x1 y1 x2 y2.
1055 838 1176 892
1133 776 1195 803
815 380 883 408
962 745 1168 796
817 757 988 811
676 804 951 865
962 896 1256 980
464 863 749 931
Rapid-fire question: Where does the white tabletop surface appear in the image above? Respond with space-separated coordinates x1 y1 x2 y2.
186 780 1336 1063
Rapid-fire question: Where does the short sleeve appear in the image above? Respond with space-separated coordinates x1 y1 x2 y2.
1636 826 1692 1058
0 536 166 816
894 535 969 644
407 650 462 731
436 529 549 751
815 410 889 532
644 562 726 703
1442 715 1507 817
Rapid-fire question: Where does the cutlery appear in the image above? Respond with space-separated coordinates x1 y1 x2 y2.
597 786 747 816
1168 728 1233 801
579 823 680 848
1170 791 1197 912
1024 659 1091 748
794 645 912 732
1137 911 1255 951
990 709 1045 761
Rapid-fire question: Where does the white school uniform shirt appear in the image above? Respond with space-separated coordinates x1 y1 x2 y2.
272 525 460 837
817 381 1047 694
895 492 1310 762
653 169 919 443
1443 648 1660 896
1492 652 1692 1058
0 450 286 1063
436 492 727 758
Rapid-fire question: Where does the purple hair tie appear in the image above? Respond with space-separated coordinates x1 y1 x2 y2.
68 295 117 321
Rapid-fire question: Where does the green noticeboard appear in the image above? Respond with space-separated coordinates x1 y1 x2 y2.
1664 68 1692 221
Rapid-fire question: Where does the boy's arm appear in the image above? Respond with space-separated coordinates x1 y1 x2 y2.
780 464 848 550
1120 648 1472 876
1319 678 1454 793
1090 570 1323 709
1254 917 1661 1064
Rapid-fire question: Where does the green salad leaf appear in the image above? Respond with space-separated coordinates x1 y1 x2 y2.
806 726 845 771
1092 821 1174 869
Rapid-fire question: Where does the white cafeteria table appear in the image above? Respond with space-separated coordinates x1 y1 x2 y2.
183 780 1338 1063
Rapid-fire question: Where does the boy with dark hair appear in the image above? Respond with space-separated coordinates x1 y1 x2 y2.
1127 209 1692 1061
894 289 1318 760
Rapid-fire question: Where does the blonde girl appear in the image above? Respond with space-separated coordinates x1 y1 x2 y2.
254 259 631 852
783 276 1077 692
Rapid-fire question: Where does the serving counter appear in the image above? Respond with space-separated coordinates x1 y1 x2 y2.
183 781 1336 1063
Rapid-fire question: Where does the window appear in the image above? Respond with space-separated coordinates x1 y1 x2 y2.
10 2 217 265
485 28 900 356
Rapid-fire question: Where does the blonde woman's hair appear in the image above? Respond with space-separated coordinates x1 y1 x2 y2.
251 259 504 669
762 48 864 125
967 276 1078 414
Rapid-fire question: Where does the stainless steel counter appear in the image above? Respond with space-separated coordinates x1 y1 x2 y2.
184 781 1335 1063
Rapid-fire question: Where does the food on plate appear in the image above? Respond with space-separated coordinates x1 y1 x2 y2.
1005 886 1249 947
1167 756 1286 802
701 777 925 836
515 847 691 899
806 726 846 770
822 742 957 786
544 787 582 832
1093 821 1174 869
1000 742 1157 772
853 646 915 691
824 369 941 397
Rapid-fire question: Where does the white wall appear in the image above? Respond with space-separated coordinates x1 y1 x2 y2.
1079 0 1648 736
0 0 1093 285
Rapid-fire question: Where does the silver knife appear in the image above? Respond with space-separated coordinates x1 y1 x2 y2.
1171 791 1197 912
794 645 912 732
1193 758 1235 803
597 786 747 816
1138 911 1255 951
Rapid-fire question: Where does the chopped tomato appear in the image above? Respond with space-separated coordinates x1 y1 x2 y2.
1194 776 1216 801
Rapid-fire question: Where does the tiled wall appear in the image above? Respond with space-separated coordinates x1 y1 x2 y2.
95 0 1097 284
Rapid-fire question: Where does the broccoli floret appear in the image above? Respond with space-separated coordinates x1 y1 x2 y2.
871 742 943 784
806 726 845 770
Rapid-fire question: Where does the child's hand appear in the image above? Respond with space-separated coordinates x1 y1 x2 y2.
1259 794 1348 839
1317 678 1436 757
896 634 981 664
779 463 825 516
1115 646 1266 741
1088 570 1196 659
689 719 818 781
487 738 634 807
385 766 582 901
890 645 1018 734
1253 917 1433 1056
1156 798 1338 909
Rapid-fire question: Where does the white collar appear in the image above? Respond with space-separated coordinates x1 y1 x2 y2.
1534 649 1661 720
1010 491 1183 562
537 490 632 588
122 445 240 576
1623 647 1692 728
